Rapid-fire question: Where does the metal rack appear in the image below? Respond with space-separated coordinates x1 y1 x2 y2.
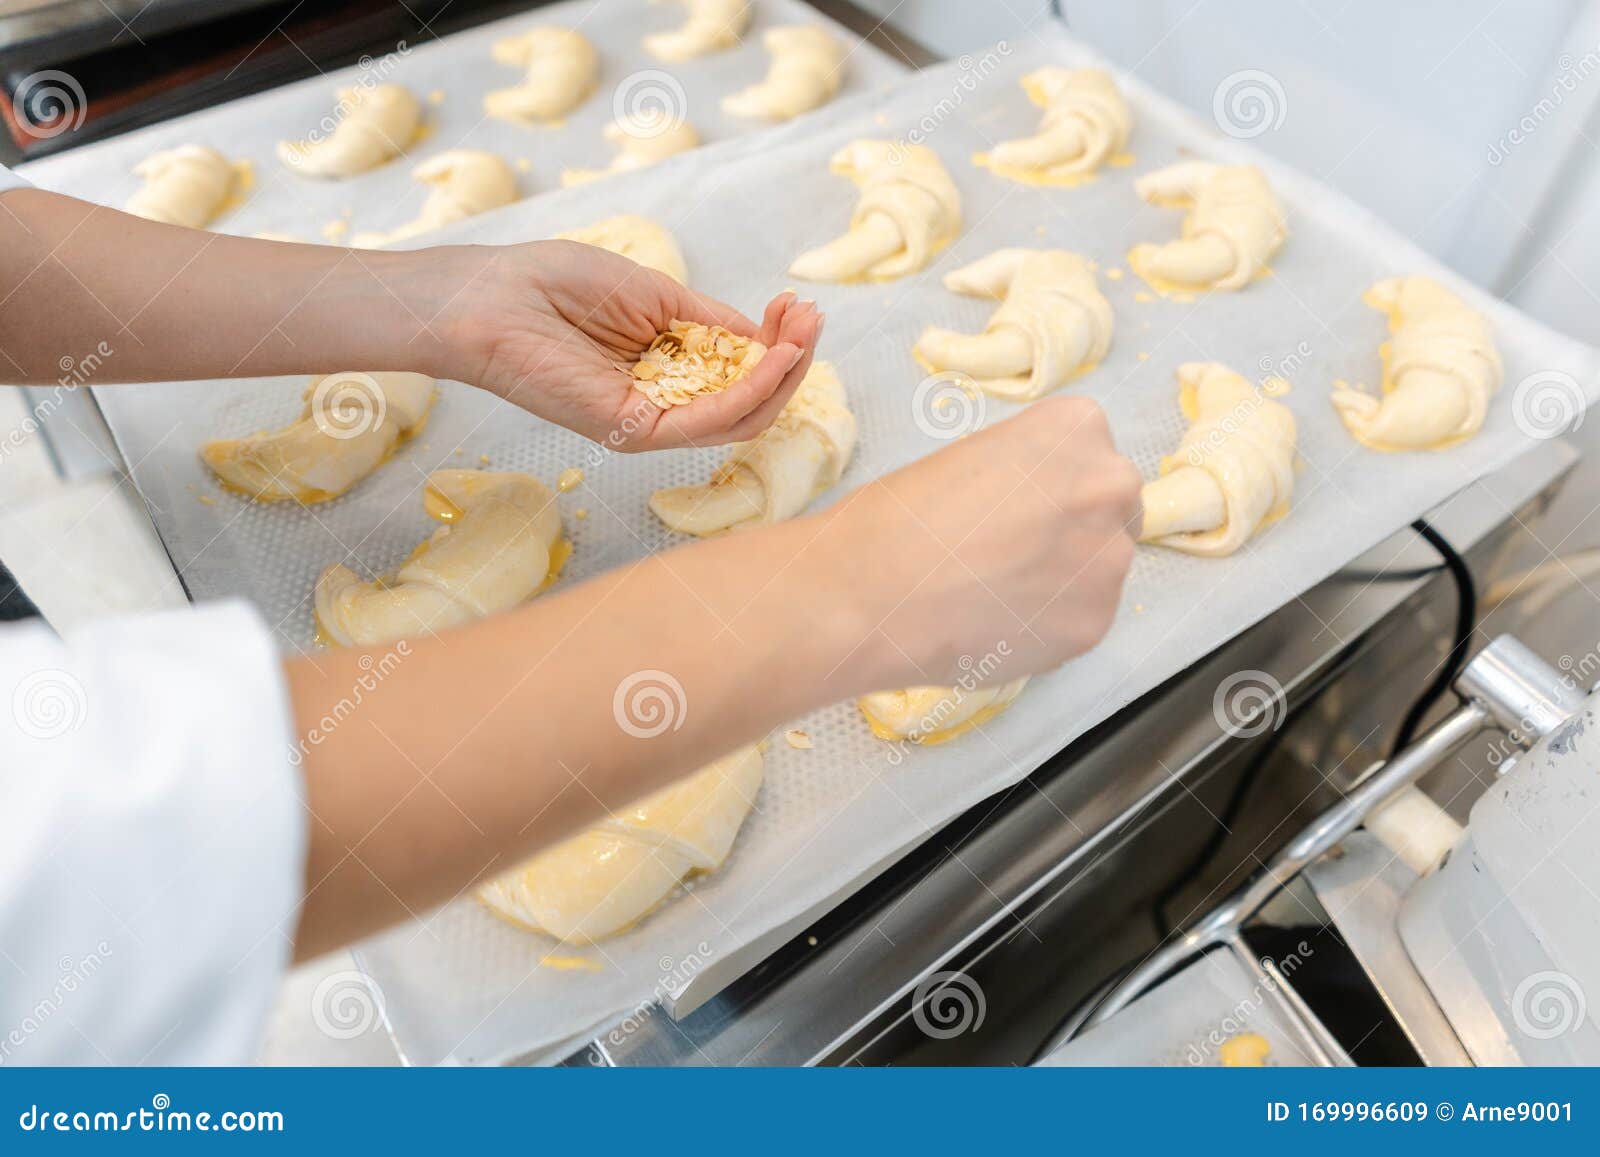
1040 634 1587 1066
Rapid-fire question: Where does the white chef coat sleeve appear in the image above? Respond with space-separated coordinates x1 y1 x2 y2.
0 162 29 194
0 600 306 1065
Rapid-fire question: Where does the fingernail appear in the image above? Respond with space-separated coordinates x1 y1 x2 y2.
785 346 804 371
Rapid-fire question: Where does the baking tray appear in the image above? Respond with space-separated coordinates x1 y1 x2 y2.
13 0 908 240
36 25 1600 1064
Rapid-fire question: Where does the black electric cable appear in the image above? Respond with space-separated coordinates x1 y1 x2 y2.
1150 518 1473 941
1387 519 1476 757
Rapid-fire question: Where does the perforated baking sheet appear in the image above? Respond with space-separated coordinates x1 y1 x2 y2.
60 25 1600 1066
14 0 907 243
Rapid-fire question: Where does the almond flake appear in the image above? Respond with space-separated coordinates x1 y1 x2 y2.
630 320 768 409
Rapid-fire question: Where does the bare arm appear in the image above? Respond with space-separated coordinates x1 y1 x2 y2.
287 510 870 958
0 187 820 449
0 188 452 384
286 397 1141 960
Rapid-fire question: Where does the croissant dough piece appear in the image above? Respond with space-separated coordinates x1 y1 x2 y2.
1139 362 1297 557
859 679 1030 745
723 25 845 121
201 371 435 504
483 27 597 124
1331 276 1503 451
976 68 1131 186
314 469 563 646
561 114 700 186
480 743 763 943
350 150 517 247
644 0 751 61
651 362 857 535
125 146 240 229
277 84 422 178
558 215 689 283
914 249 1114 401
1128 162 1284 293
789 140 962 283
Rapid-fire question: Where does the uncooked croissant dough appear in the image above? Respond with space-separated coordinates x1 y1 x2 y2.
558 215 689 283
125 145 240 229
723 25 845 121
561 113 700 186
1139 362 1297 557
651 362 857 534
200 371 435 503
479 743 764 943
1127 162 1284 293
859 680 1030 745
789 140 962 283
645 0 751 61
483 26 597 124
1331 275 1502 451
314 469 563 646
975 68 1131 186
914 248 1114 401
277 84 422 178
631 320 766 408
350 150 517 247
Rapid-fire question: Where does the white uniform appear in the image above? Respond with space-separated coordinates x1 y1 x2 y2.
0 162 304 1064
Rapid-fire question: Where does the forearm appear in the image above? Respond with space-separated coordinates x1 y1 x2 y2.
285 507 885 959
0 188 452 383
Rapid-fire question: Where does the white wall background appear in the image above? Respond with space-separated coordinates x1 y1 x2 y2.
857 0 1600 344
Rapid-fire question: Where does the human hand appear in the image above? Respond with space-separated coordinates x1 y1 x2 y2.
434 240 822 451
821 396 1142 690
